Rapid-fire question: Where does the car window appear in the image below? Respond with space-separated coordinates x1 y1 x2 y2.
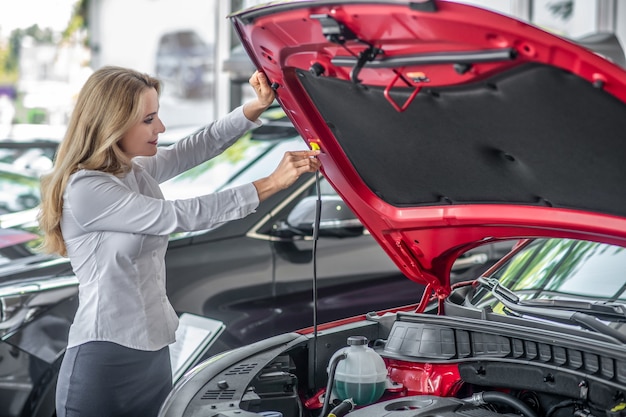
158 34 176 53
473 238 626 307
178 31 204 48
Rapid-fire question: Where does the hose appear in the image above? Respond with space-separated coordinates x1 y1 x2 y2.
465 391 539 417
328 399 355 417
320 352 347 417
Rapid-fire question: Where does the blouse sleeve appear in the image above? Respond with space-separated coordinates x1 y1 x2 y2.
138 105 261 183
64 170 259 236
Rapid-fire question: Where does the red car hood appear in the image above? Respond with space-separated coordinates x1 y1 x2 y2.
230 0 626 296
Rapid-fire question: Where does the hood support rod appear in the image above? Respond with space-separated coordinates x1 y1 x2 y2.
310 13 383 83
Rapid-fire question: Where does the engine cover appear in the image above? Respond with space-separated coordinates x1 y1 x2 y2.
346 396 515 417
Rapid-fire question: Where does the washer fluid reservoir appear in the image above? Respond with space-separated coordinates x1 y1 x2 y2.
329 336 387 406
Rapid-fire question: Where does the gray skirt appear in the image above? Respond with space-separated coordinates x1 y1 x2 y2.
56 341 172 417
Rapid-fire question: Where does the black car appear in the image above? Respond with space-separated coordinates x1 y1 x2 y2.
0 106 514 416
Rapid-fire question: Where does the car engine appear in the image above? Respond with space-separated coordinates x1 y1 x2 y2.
160 309 626 417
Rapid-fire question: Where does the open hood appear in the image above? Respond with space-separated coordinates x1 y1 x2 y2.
230 0 626 295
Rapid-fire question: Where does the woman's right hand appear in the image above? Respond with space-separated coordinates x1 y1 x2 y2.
253 150 321 202
243 71 276 122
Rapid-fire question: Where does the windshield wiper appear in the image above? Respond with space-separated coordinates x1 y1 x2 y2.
515 298 626 321
478 277 626 344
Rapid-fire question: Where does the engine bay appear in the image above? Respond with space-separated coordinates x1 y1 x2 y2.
164 308 626 417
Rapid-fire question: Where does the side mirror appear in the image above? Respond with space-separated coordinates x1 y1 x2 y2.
277 195 364 238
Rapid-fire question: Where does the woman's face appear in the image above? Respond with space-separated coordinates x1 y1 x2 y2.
118 87 166 158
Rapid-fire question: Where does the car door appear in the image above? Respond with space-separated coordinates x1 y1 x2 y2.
249 175 424 331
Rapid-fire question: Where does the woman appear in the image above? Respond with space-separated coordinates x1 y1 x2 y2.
38 66 320 417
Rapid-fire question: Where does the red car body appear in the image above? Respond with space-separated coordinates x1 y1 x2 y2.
228 0 626 300
157 2 626 417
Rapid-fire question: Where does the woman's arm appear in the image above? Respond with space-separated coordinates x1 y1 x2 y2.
64 171 260 237
143 107 259 183
142 70 277 182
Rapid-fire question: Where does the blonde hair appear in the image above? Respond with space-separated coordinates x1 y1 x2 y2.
38 66 161 256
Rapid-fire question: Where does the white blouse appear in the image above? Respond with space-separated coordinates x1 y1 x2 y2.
61 106 260 351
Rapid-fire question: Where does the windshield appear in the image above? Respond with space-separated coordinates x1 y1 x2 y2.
471 238 626 310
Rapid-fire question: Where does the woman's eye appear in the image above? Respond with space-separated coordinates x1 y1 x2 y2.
144 117 154 124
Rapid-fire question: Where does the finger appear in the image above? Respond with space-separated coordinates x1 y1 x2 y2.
294 156 321 170
256 71 267 84
257 83 271 97
293 153 321 165
253 73 274 101
288 150 321 158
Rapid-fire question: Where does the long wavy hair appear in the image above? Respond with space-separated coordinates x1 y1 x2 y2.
38 66 161 256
